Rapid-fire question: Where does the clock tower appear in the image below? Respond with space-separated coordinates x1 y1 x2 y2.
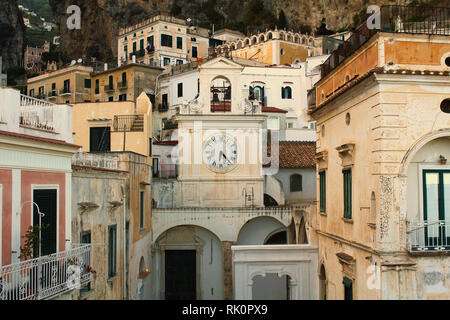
174 57 267 207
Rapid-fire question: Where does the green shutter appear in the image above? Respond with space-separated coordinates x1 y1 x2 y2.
343 168 352 219
320 171 326 212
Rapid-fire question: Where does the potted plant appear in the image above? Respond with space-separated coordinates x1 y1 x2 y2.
440 155 447 165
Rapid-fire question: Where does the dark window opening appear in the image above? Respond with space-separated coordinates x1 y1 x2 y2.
192 46 198 58
108 225 117 278
177 36 182 49
343 277 353 300
139 191 145 229
319 170 326 212
290 174 302 192
343 168 352 219
441 99 450 113
90 127 111 152
161 34 173 47
177 83 183 97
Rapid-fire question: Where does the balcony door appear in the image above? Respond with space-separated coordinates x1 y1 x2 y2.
33 189 57 256
423 170 450 248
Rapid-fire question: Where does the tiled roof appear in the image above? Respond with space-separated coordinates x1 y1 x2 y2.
261 106 288 113
264 141 316 168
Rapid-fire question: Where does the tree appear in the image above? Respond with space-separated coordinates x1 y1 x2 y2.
278 9 288 30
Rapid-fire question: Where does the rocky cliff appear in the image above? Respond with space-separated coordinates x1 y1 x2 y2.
0 0 25 72
48 0 425 62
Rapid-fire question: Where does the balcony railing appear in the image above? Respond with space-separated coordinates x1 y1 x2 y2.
104 84 114 92
113 114 144 132
408 220 450 252
19 94 55 132
211 100 231 112
154 164 178 179
0 244 91 300
59 88 71 95
320 5 450 79
117 81 127 89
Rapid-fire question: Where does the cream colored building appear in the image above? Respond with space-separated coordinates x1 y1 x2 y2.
212 28 246 43
308 15 450 299
27 65 93 104
117 14 210 68
215 29 318 66
150 56 319 300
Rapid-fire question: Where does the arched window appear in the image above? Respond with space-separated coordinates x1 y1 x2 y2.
249 85 264 102
252 36 257 45
259 35 265 42
282 86 292 99
267 32 273 40
290 174 302 192
245 39 250 46
210 76 231 112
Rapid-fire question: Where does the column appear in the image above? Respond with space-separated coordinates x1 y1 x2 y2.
222 241 234 300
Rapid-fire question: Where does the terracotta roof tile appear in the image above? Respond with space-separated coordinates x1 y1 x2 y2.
264 141 316 168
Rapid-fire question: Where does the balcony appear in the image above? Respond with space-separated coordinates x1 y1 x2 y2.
117 81 127 90
59 88 71 96
19 94 55 132
113 114 144 132
154 164 178 179
48 91 57 99
408 220 450 252
210 100 231 112
104 84 114 92
321 5 450 79
0 244 91 300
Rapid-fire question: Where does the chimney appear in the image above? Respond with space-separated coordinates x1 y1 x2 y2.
104 63 108 71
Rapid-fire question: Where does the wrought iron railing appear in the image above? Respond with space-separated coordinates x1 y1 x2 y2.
158 103 169 112
104 84 114 92
408 220 450 252
154 164 178 179
59 88 71 95
113 114 144 132
321 5 450 79
0 244 91 300
117 81 127 89
19 94 55 132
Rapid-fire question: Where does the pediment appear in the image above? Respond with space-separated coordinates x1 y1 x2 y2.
199 57 243 70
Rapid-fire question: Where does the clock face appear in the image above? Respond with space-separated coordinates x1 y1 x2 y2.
203 133 238 173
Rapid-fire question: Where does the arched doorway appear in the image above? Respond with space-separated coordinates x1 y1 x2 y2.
237 216 286 245
154 225 223 300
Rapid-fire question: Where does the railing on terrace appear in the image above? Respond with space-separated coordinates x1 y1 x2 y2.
113 114 144 132
19 94 55 132
0 244 91 300
408 220 450 252
321 5 450 79
154 164 178 179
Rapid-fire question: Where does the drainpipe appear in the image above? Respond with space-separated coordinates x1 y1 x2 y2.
121 185 127 300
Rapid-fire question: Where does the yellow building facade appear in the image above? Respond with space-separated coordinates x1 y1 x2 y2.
117 14 210 68
90 63 163 103
27 65 93 104
72 92 153 162
215 29 318 65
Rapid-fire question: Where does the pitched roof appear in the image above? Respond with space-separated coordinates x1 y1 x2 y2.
264 141 316 168
261 106 288 113
0 130 80 148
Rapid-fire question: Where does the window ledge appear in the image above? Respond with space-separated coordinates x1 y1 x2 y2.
342 217 353 224
367 222 376 229
319 211 327 217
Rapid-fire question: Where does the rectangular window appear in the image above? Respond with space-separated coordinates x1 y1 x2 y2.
84 78 91 89
149 138 152 156
192 46 198 58
119 94 127 101
162 94 168 107
176 59 183 65
95 79 99 94
422 170 450 247
63 79 70 93
140 38 144 51
152 157 159 178
124 45 128 57
147 35 154 47
89 127 111 152
177 83 183 98
343 168 352 219
139 191 145 229
108 225 117 278
132 41 137 53
38 86 44 97
29 89 35 97
163 57 171 66
176 36 182 49
343 277 353 300
320 170 326 212
108 96 114 102
161 34 173 47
